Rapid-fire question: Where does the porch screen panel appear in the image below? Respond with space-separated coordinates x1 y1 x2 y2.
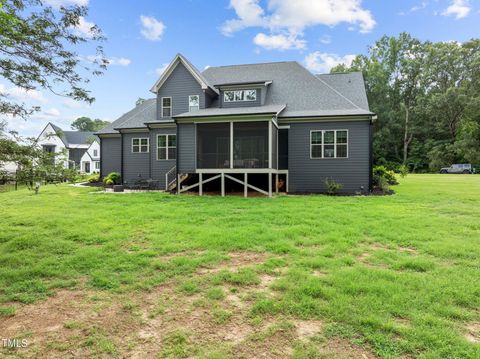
197 123 230 168
233 122 268 168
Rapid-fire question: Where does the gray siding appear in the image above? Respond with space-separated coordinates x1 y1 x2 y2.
157 63 205 120
150 127 177 188
69 148 86 166
100 137 121 177
178 123 196 173
288 121 370 193
220 88 261 108
122 132 150 183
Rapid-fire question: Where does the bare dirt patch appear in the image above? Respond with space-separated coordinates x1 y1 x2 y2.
295 320 323 339
321 337 379 358
0 288 140 358
465 322 480 343
196 251 269 275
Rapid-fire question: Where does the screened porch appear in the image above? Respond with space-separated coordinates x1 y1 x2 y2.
196 121 270 169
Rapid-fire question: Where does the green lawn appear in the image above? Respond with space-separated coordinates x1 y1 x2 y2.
0 175 479 358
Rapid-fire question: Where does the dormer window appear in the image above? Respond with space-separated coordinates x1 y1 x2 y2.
189 95 200 112
224 89 256 102
162 97 172 117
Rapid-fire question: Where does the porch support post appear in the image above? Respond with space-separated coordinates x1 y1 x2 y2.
244 173 248 198
230 122 233 169
177 174 180 194
268 120 272 168
286 172 289 193
221 172 225 197
268 172 272 197
275 173 279 194
199 173 203 196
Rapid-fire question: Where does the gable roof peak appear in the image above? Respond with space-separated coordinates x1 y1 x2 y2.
150 53 218 95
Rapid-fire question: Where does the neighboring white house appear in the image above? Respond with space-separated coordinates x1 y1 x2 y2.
36 122 99 173
79 140 100 174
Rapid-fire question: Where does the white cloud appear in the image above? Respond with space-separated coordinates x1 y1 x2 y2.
221 0 375 50
319 35 332 44
0 83 48 104
253 32 306 50
85 55 131 67
155 63 169 76
106 57 131 66
62 98 84 109
73 16 96 37
304 52 356 73
140 15 166 41
43 108 61 117
43 0 89 7
442 0 471 19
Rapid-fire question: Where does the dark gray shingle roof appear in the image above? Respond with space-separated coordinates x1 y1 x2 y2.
202 61 372 118
316 72 369 111
62 131 96 144
175 104 286 118
96 98 157 134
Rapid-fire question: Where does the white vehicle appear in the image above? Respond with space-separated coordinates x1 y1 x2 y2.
440 164 476 174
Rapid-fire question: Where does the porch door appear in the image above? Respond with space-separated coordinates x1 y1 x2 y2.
84 162 90 173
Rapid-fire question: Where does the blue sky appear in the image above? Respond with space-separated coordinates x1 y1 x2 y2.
4 0 480 136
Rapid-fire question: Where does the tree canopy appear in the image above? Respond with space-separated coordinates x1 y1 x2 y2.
332 33 480 172
71 116 110 132
0 0 106 120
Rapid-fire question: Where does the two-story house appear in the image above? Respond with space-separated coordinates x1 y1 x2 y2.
96 54 375 195
37 122 100 173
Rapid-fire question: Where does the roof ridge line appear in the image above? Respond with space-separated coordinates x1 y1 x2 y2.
314 74 362 110
203 60 296 71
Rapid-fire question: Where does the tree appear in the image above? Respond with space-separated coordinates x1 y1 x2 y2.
71 117 110 131
0 0 106 120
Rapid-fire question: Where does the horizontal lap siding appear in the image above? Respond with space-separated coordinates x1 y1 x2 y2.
288 121 370 193
150 127 177 188
178 123 196 173
157 63 205 120
122 132 150 183
100 137 121 177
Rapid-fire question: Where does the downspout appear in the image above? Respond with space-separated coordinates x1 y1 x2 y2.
99 137 103 179
175 119 179 193
120 132 124 184
368 117 374 192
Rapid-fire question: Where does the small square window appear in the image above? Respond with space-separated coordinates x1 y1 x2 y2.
189 95 200 112
132 138 149 153
224 91 234 102
245 89 256 101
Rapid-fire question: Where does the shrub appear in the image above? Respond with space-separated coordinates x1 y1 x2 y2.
87 173 100 183
373 165 398 185
397 164 409 178
104 178 114 185
324 177 343 195
103 172 121 185
377 176 390 192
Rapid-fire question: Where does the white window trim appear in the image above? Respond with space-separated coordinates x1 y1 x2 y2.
161 97 172 117
131 137 150 153
95 161 100 170
310 130 348 159
156 134 176 161
188 95 200 112
223 89 257 103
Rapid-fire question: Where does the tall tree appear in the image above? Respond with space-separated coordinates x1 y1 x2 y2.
71 116 110 131
0 0 106 120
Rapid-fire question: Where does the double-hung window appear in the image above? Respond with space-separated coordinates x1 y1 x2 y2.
189 95 200 112
95 161 100 170
162 97 172 117
132 138 149 153
310 130 348 159
157 134 176 160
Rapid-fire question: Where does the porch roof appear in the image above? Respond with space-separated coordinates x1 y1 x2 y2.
173 104 286 119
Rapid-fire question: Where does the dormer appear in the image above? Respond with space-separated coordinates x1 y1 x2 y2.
150 54 219 120
216 81 272 108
